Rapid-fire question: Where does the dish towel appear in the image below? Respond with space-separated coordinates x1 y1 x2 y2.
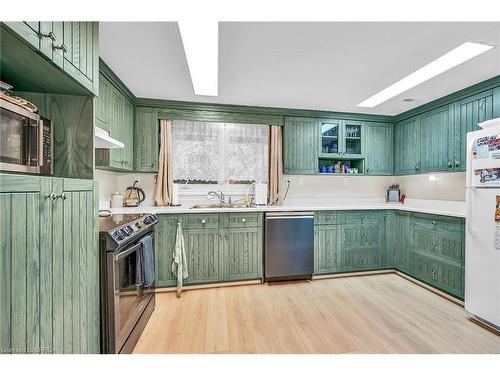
139 234 155 287
172 221 188 297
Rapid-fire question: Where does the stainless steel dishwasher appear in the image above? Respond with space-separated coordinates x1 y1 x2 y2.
265 212 314 281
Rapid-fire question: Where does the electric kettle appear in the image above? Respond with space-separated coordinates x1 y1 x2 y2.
123 181 145 207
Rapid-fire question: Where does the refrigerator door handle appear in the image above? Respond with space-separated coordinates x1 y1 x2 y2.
467 187 478 238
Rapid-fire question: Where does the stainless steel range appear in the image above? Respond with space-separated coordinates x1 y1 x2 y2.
99 213 158 354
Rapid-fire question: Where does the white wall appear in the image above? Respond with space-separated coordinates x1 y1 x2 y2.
95 170 466 208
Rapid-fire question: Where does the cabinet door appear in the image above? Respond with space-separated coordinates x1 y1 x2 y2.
183 229 221 284
134 107 159 172
284 116 318 174
363 122 393 175
224 227 263 281
109 88 125 169
95 73 111 130
343 120 363 157
51 180 99 354
155 215 180 288
3 22 40 49
0 175 41 354
394 116 421 175
393 212 410 272
420 105 454 173
314 225 343 274
122 100 134 171
319 119 342 157
61 22 98 94
456 91 493 171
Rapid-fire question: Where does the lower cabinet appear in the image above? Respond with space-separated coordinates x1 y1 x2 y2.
0 174 99 354
314 224 343 274
154 212 263 288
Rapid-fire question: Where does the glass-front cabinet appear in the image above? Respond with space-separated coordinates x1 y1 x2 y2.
319 119 363 158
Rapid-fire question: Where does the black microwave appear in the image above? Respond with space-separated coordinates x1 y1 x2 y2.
0 98 53 175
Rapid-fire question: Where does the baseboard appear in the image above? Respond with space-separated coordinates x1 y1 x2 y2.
394 271 464 307
155 279 261 293
312 269 395 280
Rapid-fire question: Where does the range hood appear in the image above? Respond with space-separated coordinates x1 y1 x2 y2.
95 126 124 149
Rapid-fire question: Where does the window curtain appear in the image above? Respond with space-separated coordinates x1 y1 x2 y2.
154 119 173 206
268 125 283 205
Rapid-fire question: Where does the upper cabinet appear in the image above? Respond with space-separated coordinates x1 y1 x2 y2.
95 74 134 171
394 116 421 175
363 122 393 175
456 90 494 171
420 104 454 173
3 22 99 95
134 107 159 173
284 116 318 174
319 119 363 158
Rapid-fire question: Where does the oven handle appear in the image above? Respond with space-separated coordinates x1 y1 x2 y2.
115 242 142 262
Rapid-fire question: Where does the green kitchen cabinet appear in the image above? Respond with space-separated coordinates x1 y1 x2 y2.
0 174 99 354
61 22 99 94
363 122 394 175
2 22 99 95
314 224 343 274
155 214 180 288
456 90 494 171
183 228 222 285
420 104 455 173
95 80 134 171
134 107 159 172
392 211 411 273
284 116 318 174
381 211 393 268
394 116 421 175
319 119 364 159
223 226 263 281
343 211 383 271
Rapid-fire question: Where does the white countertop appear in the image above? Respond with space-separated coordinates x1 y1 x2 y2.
107 198 466 218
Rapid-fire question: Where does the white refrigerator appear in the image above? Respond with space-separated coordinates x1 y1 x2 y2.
465 117 500 331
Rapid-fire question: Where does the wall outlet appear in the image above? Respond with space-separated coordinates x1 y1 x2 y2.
133 176 140 184
298 177 304 185
343 178 349 185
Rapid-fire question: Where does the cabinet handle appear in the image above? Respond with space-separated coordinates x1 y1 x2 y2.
39 31 56 41
201 219 206 224
366 167 370 173
225 234 228 240
241 218 246 223
431 269 436 275
454 160 460 168
431 220 437 225
45 192 57 200
60 192 67 200
53 43 68 53
415 165 419 171
448 161 453 168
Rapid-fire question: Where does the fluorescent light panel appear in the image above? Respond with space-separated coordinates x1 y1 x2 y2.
178 21 219 96
357 42 494 108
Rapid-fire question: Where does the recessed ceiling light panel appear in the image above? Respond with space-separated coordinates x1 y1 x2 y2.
357 42 494 108
178 20 219 96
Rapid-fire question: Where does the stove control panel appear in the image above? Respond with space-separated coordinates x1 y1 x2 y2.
111 214 158 243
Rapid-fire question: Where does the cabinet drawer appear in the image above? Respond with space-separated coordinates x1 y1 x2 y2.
413 214 463 234
413 228 463 263
223 212 263 228
344 250 380 271
345 224 380 249
183 213 220 229
346 211 380 224
315 211 345 225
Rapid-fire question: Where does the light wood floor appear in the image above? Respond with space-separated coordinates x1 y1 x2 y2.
133 274 500 354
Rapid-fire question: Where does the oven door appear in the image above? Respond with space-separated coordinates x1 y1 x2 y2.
0 104 40 173
108 233 155 353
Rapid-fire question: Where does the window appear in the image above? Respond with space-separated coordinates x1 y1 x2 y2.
172 120 269 185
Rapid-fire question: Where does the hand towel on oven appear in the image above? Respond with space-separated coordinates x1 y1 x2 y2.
139 234 155 287
172 221 188 295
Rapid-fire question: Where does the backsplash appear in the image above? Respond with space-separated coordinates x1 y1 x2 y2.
95 170 466 209
284 172 466 201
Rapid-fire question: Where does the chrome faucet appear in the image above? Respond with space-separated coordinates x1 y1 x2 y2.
207 190 225 206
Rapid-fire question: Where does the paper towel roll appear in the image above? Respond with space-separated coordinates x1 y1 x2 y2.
172 183 179 205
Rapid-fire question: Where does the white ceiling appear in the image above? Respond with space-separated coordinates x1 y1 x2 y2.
99 22 500 116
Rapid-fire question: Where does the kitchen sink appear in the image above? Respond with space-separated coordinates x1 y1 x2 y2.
189 203 252 209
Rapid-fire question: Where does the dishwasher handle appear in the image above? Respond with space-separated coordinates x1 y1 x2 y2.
266 211 314 218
